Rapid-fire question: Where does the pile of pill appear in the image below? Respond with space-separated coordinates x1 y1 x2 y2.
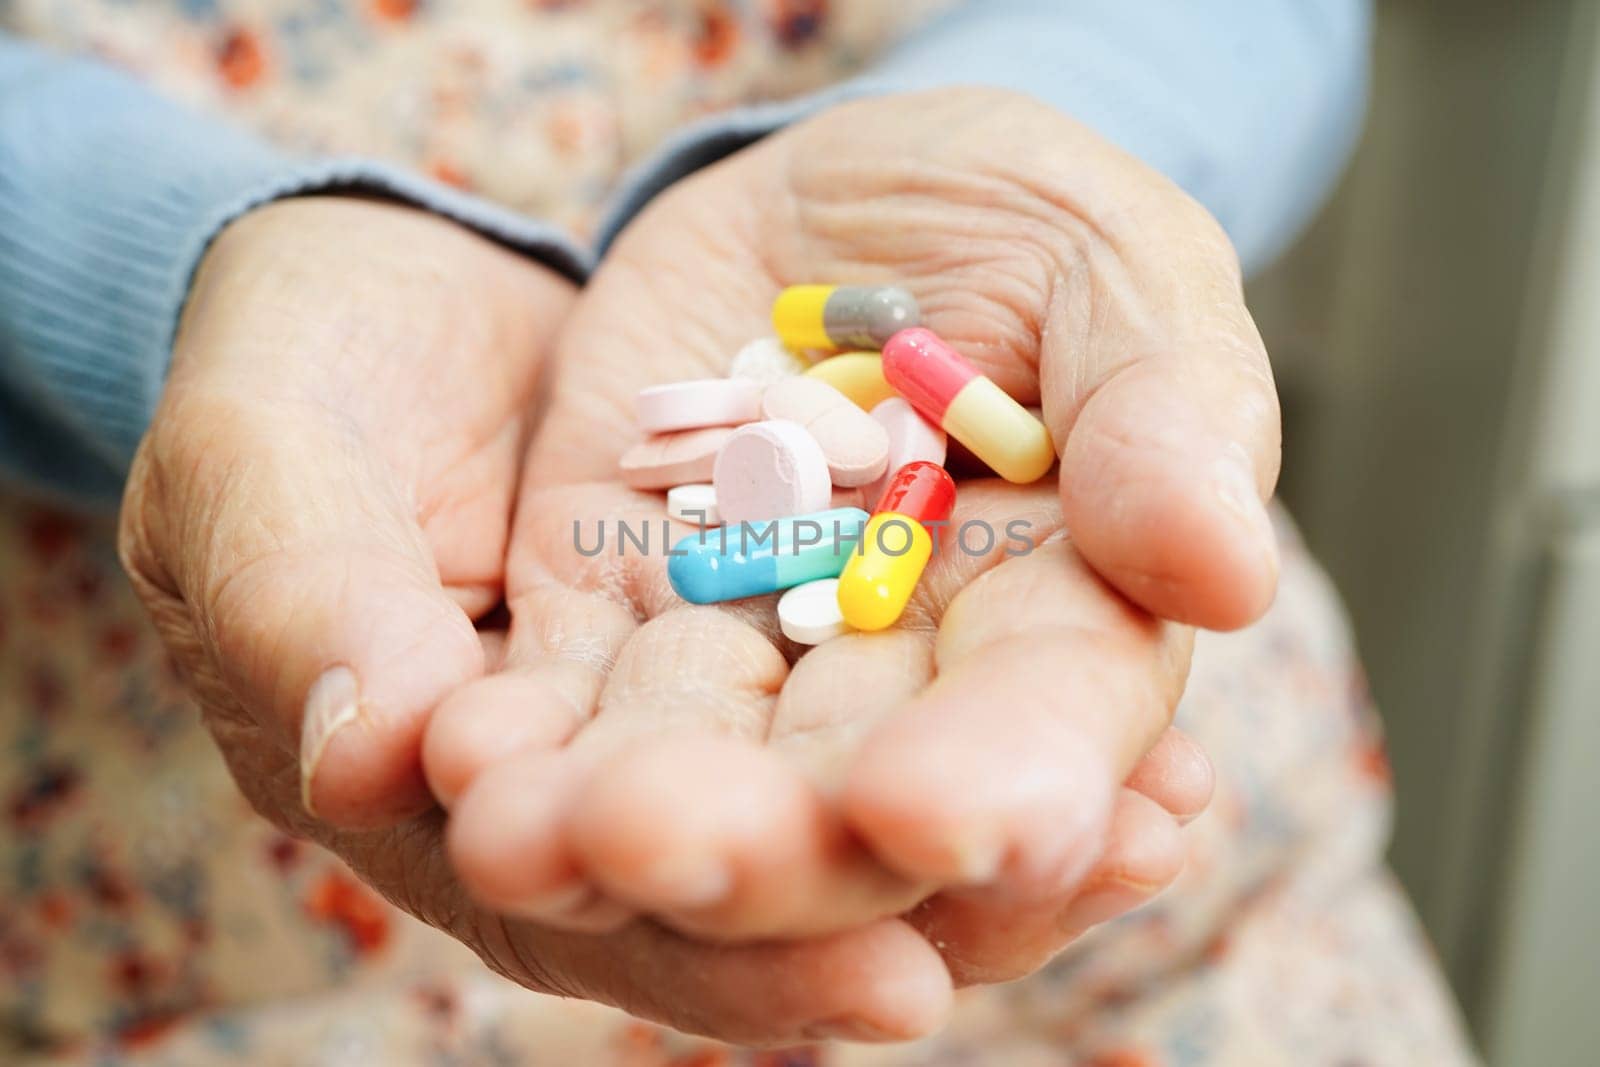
617 284 1054 645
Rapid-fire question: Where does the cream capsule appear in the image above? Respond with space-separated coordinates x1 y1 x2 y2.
880 328 1054 484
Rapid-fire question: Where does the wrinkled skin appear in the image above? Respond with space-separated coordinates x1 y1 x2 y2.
120 89 1273 1045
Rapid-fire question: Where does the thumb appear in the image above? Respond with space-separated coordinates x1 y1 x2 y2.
1039 176 1281 631
122 390 484 828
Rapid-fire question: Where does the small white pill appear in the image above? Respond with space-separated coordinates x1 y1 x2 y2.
778 579 852 645
636 379 763 434
728 337 809 385
667 484 720 526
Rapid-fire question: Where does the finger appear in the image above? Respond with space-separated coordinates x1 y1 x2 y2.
482 912 954 1045
770 626 935 789
1023 128 1281 631
451 599 792 929
1050 348 1280 632
342 814 953 1044
428 479 667 809
700 517 1030 939
910 788 1184 986
571 733 927 940
421 417 527 621
123 394 485 829
448 747 634 932
564 607 870 933
437 482 680 926
770 482 1080 916
1124 726 1214 824
588 626 940 941
842 538 1193 898
422 581 636 806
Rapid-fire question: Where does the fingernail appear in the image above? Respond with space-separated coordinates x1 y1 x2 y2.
641 855 732 908
505 882 598 919
300 666 361 817
1057 875 1164 935
953 836 1005 883
1213 446 1278 569
804 1016 900 1043
995 765 1115 902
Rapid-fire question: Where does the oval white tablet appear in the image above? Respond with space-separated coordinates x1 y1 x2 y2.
728 337 809 385
778 579 851 645
667 484 719 526
713 420 832 525
635 379 763 434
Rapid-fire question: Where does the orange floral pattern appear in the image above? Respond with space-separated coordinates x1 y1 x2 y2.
0 486 1477 1064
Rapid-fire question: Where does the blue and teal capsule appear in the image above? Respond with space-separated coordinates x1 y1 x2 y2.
668 507 869 604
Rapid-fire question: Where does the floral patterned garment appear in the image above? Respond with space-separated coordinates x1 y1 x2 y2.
0 1 1477 1064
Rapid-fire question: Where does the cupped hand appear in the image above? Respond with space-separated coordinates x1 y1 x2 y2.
431 88 1265 983
121 196 571 828
120 198 965 1046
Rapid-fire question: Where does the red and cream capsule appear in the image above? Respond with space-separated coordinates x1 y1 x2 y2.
836 461 957 631
881 328 1054 484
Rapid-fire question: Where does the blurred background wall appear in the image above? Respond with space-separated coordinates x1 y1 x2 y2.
1248 1 1600 1063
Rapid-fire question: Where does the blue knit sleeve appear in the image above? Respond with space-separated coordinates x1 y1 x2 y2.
2 4 1369 505
0 36 591 507
596 0 1371 277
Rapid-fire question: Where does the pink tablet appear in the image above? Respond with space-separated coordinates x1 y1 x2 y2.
761 377 889 488
634 379 763 434
619 426 737 490
713 420 832 524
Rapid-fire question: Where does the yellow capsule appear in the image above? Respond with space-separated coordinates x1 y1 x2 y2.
772 285 834 351
804 352 896 411
837 513 933 631
772 285 920 351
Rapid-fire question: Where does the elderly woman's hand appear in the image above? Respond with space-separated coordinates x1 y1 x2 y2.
430 88 1258 983
118 198 973 1046
119 196 569 828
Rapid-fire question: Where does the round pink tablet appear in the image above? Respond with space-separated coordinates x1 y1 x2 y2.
760 377 889 488
635 379 763 434
866 398 948 502
713 420 832 525
620 426 737 490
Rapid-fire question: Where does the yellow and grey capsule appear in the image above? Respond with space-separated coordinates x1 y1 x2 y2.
772 285 920 351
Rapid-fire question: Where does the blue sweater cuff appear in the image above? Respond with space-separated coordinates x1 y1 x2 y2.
0 40 590 507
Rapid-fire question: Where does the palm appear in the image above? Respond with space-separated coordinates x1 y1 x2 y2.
121 198 574 823
436 92 1208 976
129 195 1097 1045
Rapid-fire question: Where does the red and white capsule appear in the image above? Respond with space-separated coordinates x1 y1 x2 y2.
881 328 1054 484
